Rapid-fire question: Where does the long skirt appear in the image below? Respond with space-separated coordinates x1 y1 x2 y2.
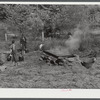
11 51 17 63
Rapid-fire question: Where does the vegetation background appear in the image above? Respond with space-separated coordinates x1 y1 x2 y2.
1 5 100 54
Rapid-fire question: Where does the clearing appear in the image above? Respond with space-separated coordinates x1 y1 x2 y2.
0 50 100 88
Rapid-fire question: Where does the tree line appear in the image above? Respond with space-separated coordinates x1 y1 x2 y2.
0 4 100 38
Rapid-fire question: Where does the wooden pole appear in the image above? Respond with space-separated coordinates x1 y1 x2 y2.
42 31 44 41
5 34 7 41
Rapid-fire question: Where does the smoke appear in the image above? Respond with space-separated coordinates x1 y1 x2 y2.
50 28 85 55
50 46 70 55
65 28 83 53
48 27 87 56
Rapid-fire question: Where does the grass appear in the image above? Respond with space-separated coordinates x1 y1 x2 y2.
0 50 100 88
0 28 100 88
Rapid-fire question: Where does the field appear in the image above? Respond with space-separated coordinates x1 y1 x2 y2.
1 4 100 89
0 49 100 88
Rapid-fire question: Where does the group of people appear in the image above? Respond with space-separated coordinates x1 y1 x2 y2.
9 34 27 66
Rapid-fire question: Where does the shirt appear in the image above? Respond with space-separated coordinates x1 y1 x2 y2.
10 44 16 51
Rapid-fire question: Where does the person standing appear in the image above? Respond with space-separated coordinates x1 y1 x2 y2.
20 34 27 54
10 40 18 66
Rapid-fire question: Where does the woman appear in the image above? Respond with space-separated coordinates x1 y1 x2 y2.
10 40 18 66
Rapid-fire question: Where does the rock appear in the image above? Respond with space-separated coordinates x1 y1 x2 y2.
67 58 75 62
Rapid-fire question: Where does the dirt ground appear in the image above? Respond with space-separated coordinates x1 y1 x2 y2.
0 51 100 88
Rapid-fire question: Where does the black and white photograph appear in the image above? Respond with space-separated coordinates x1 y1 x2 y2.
0 3 100 89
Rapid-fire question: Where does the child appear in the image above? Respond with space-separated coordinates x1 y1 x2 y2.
18 52 24 62
7 53 12 61
10 40 18 66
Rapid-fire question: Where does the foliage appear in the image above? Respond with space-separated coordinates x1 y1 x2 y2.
1 4 100 52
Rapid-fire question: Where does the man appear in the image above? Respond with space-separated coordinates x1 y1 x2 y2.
20 34 27 54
